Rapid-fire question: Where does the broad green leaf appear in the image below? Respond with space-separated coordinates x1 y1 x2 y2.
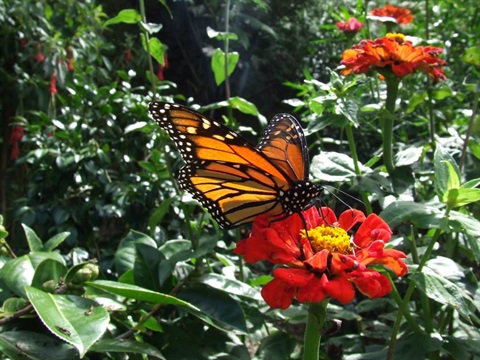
445 161 460 190
25 286 110 357
159 239 192 261
104 9 141 26
22 224 43 252
228 96 259 116
206 26 238 41
380 201 445 230
196 273 262 300
178 284 247 333
114 230 157 275
256 331 296 360
393 332 443 359
410 272 473 323
42 231 70 252
31 259 67 289
434 146 461 198
461 178 480 189
2 298 29 315
394 146 424 167
443 188 480 208
337 99 359 126
140 21 163 35
311 151 369 182
211 48 239 85
0 256 33 297
125 121 148 133
148 197 177 233
134 243 163 291
148 37 166 65
89 338 165 359
462 46 480 66
0 331 78 360
87 280 243 333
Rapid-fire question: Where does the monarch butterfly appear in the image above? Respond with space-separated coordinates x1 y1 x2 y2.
148 102 323 228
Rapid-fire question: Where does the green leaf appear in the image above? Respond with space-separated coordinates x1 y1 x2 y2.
196 273 262 300
31 259 67 289
89 338 165 359
134 243 163 291
462 46 480 66
140 21 163 35
148 37 166 65
42 232 70 252
206 26 238 41
114 230 157 275
178 284 247 333
434 145 461 198
380 201 445 230
443 188 480 208
256 331 296 359
460 178 480 189
211 48 239 86
0 331 78 359
87 280 243 333
410 271 473 323
148 197 177 233
104 9 141 26
311 151 369 182
125 121 148 133
22 224 43 252
228 96 259 116
25 286 110 357
394 146 424 167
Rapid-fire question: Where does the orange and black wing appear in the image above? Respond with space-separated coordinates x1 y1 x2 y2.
256 113 309 182
148 102 295 228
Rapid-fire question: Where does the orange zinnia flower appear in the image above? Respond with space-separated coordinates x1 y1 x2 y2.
340 33 447 83
370 4 414 25
234 206 408 309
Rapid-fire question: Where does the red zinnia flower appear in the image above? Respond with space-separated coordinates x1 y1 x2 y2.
50 70 58 94
157 53 169 81
125 49 132 63
370 4 414 25
9 125 24 161
340 33 447 83
234 207 407 309
66 46 74 71
336 18 363 34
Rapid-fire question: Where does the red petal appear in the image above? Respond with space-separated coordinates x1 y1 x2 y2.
322 274 355 304
273 268 314 287
261 278 295 309
354 214 391 248
351 270 392 298
330 253 358 273
296 276 326 303
304 249 329 272
338 209 366 231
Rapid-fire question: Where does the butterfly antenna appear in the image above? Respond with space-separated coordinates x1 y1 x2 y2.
322 185 365 212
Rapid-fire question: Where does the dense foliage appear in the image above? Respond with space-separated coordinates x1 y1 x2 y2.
1 0 479 359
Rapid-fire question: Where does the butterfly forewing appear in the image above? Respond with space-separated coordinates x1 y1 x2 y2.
148 102 294 228
256 113 309 182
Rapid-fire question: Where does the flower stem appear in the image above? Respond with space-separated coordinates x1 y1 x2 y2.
382 76 400 176
386 206 450 360
303 301 328 360
345 125 372 214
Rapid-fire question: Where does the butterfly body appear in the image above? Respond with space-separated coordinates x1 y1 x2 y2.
148 102 322 228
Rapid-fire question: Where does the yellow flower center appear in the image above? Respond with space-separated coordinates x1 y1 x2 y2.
301 225 353 254
386 32 406 44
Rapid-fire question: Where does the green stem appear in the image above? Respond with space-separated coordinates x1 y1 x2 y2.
139 0 157 99
386 206 451 360
459 90 479 170
345 125 372 214
303 301 328 360
224 0 231 101
382 76 400 176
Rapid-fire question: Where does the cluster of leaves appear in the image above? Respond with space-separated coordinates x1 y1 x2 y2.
1 0 480 359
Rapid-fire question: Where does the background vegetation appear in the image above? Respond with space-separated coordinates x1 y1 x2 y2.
0 0 479 359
